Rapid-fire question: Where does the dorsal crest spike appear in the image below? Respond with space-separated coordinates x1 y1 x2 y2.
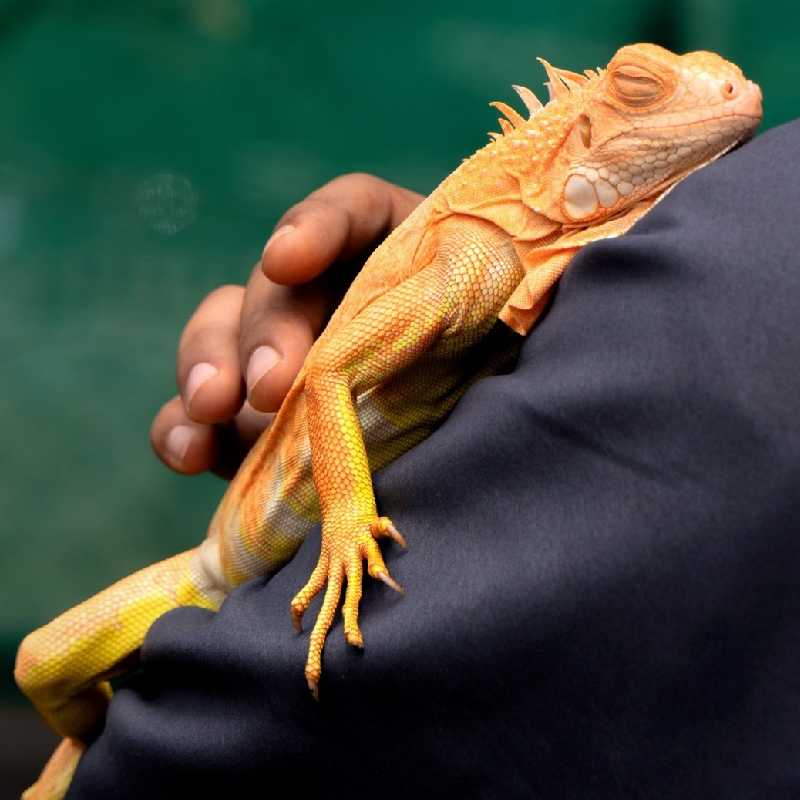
537 57 570 100
511 84 543 117
537 58 589 101
489 100 526 130
497 117 514 135
553 67 588 91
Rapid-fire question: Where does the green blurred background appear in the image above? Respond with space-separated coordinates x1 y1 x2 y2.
1 0 796 792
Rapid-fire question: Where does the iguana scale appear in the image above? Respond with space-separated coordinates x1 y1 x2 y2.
15 43 762 799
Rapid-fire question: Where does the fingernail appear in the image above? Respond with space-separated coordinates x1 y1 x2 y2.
185 362 218 409
262 224 295 258
165 425 193 464
246 345 281 395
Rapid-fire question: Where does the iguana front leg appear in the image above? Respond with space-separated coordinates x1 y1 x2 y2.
292 270 449 697
291 218 524 696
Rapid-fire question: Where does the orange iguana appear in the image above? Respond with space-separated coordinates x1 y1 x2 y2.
15 43 762 799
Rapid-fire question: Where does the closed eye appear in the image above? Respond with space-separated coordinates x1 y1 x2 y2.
611 65 664 106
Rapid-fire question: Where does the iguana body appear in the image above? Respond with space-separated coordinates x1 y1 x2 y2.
16 44 762 799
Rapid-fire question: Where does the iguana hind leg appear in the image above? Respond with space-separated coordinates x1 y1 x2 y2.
21 738 84 800
15 549 221 799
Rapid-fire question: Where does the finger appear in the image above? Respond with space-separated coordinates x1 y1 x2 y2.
240 263 328 412
177 285 246 424
151 396 273 480
150 396 217 475
261 173 424 286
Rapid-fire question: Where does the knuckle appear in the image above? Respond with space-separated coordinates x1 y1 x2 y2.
332 172 386 204
211 282 243 297
335 171 380 186
248 260 267 284
201 283 244 308
178 285 243 351
178 324 215 356
276 195 330 226
239 307 290 354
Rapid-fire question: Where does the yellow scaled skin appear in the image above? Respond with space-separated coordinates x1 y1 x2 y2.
15 44 762 798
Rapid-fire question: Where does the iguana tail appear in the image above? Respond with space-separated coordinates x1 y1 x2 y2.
15 548 219 799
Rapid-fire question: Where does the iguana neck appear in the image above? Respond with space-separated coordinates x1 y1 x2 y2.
436 133 564 245
436 90 585 242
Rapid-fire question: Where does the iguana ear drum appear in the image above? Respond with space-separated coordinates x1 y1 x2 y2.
577 114 592 147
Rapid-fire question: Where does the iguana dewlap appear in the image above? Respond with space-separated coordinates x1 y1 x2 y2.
15 43 762 799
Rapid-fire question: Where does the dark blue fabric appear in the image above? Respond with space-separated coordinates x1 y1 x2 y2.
70 121 800 799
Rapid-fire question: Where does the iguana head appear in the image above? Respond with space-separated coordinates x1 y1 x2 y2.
495 43 762 225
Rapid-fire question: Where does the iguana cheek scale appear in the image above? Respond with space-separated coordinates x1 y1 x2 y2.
15 43 762 799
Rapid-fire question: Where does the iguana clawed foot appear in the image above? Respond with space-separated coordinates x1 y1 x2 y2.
22 737 84 800
290 515 406 699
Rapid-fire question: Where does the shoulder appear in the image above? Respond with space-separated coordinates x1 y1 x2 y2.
522 120 800 422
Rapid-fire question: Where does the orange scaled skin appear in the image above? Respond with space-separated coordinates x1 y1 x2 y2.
15 44 761 799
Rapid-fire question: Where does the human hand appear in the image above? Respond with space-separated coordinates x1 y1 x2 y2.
149 173 424 478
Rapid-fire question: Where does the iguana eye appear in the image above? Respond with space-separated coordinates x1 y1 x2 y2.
611 65 664 106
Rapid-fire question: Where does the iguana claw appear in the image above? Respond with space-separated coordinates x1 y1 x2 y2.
375 571 404 594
